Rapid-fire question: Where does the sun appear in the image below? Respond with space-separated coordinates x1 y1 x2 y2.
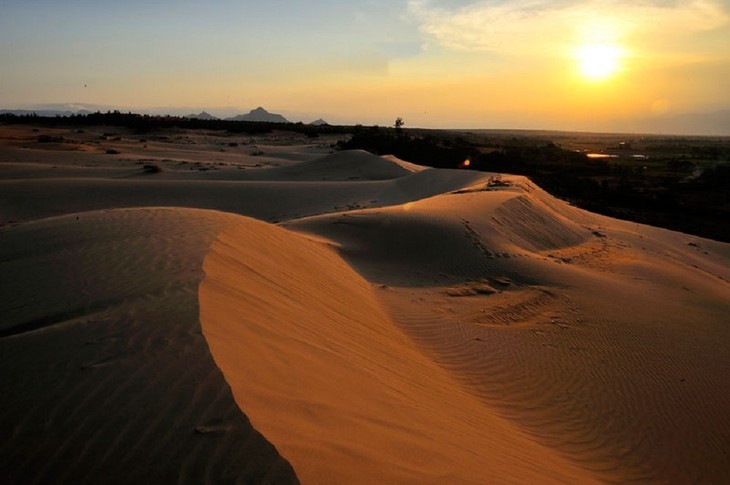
575 43 623 81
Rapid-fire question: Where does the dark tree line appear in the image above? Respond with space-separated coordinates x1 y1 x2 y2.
340 127 730 242
338 125 474 168
0 111 351 137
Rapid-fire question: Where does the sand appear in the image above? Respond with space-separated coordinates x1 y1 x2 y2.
1 124 729 483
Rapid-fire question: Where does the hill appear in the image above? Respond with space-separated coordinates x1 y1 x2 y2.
185 111 218 120
227 107 289 123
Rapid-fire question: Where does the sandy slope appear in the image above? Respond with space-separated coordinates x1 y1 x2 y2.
0 208 296 484
199 216 593 484
289 176 730 483
2 125 730 483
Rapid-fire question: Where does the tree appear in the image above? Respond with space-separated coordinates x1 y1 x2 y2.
394 117 404 133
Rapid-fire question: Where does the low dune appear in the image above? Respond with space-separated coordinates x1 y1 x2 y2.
233 149 423 181
0 145 490 224
1 125 729 483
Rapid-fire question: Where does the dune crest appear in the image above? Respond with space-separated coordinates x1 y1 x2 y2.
266 149 420 181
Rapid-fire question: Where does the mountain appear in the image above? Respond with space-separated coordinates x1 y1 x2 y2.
309 118 329 126
226 107 289 123
0 109 92 117
186 111 218 120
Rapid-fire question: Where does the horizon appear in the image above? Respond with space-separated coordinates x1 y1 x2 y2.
2 0 730 135
3 103 730 138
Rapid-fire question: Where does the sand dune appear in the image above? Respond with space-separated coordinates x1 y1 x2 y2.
233 149 423 181
1 147 489 224
199 215 593 484
290 176 730 483
0 208 296 483
2 125 729 483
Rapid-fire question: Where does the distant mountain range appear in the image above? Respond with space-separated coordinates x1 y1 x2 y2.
187 109 331 124
225 107 289 123
0 109 93 117
2 105 728 135
0 106 291 123
185 111 218 120
0 106 334 126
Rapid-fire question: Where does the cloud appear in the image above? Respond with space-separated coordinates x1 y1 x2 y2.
408 0 730 53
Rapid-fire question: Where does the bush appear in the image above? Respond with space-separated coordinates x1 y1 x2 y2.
143 163 162 173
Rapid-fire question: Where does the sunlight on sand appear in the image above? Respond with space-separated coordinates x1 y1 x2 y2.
1 124 729 483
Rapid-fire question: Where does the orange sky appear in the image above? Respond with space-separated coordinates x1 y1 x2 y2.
2 1 729 133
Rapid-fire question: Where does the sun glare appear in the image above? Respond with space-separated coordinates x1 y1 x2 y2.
575 43 623 81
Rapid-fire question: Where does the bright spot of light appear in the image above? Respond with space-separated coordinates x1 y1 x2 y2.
575 43 624 81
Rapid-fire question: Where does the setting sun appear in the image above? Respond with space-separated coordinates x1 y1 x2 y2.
575 43 624 81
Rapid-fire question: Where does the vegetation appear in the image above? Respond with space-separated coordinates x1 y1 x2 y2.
340 126 730 242
2 111 728 241
0 111 349 137
142 163 162 174
338 125 473 168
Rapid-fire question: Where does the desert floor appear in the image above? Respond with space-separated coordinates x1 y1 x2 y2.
1 124 729 484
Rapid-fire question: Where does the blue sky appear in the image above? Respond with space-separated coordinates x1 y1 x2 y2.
2 0 730 131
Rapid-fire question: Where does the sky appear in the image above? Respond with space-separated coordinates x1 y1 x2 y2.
2 0 730 133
